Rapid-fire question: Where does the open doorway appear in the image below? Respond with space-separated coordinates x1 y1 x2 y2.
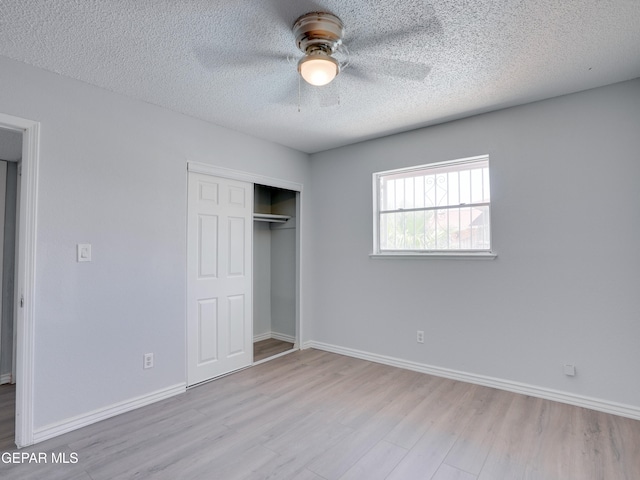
0 113 39 448
0 127 21 450
253 184 298 363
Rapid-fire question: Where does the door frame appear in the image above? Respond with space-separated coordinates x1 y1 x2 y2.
0 113 40 447
186 162 303 366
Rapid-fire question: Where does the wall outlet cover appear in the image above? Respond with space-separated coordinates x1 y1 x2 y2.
77 243 92 262
143 353 154 369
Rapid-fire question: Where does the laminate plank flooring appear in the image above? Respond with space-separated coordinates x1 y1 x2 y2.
0 384 16 450
0 350 639 479
254 338 295 362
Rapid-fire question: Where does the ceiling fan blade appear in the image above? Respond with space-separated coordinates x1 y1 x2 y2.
275 76 302 107
342 64 376 83
346 17 443 54
194 46 290 71
354 55 431 82
317 81 340 107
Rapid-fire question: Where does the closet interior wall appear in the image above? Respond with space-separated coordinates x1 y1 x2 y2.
253 185 297 346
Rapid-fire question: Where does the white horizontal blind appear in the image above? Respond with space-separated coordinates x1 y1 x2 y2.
375 156 491 253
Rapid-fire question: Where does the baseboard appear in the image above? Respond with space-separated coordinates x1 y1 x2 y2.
254 331 296 344
303 341 640 421
33 383 186 444
271 332 295 344
253 332 272 342
0 373 12 385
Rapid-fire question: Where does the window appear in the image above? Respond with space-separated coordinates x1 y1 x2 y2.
373 155 493 257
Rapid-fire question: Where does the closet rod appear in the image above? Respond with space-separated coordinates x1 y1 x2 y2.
253 213 291 223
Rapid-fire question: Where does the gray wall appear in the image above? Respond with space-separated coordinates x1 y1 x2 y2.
308 79 640 409
270 222 296 339
253 221 272 338
270 189 297 339
0 128 22 161
253 221 297 340
0 56 311 430
1 49 638 433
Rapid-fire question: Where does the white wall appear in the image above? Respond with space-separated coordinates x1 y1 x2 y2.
308 79 640 409
0 56 311 431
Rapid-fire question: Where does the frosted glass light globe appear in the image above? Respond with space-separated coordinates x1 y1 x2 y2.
298 55 339 86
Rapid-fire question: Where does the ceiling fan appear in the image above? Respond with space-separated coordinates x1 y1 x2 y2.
195 7 437 106
293 12 345 86
291 10 434 88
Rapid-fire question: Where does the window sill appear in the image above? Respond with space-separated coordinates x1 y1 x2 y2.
370 252 497 260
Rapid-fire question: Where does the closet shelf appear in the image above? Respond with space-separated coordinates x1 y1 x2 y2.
253 213 291 223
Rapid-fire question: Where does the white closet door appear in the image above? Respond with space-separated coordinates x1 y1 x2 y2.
187 172 253 386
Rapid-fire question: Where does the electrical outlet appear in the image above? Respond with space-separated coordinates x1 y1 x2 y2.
564 364 576 376
417 330 425 344
143 353 154 369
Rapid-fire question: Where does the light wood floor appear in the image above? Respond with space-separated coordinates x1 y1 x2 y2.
0 383 16 451
254 338 295 362
0 350 638 479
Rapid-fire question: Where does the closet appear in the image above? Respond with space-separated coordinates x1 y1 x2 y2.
186 166 301 386
253 184 297 362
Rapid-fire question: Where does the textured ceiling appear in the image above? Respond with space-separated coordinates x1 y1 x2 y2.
1 0 639 153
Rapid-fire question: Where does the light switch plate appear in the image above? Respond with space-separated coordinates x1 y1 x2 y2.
77 244 92 262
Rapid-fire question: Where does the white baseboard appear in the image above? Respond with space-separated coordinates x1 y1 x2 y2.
0 373 12 385
253 332 272 342
303 341 640 421
33 383 186 444
271 332 296 344
254 331 296 344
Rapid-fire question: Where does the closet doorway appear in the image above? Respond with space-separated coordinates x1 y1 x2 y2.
186 163 301 386
253 184 298 363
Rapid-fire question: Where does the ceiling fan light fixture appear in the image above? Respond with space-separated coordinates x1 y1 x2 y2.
298 53 339 86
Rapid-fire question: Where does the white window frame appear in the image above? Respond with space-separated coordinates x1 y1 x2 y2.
371 155 496 259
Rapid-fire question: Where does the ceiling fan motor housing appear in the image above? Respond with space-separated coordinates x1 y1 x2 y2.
293 12 344 56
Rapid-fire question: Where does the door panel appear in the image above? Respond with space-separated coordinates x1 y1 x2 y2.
228 217 245 276
198 215 218 277
188 173 252 386
228 295 245 355
197 298 218 363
